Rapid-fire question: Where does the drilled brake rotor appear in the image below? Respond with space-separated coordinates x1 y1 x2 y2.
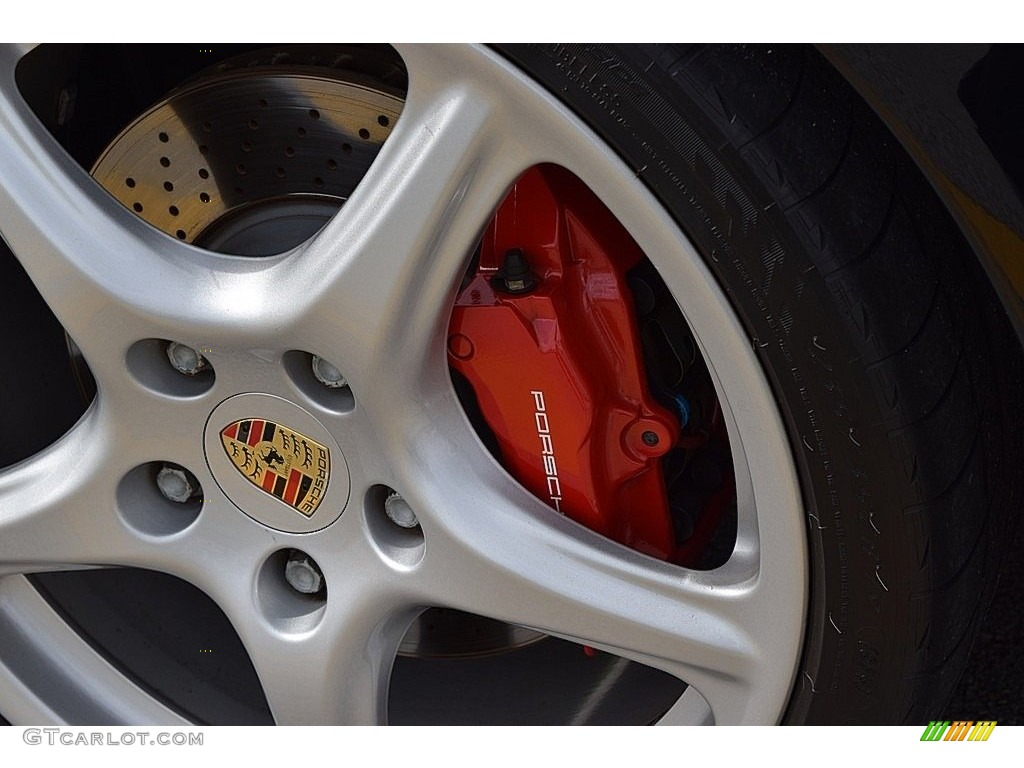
91 69 402 256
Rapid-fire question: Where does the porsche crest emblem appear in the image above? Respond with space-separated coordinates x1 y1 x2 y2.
220 419 330 517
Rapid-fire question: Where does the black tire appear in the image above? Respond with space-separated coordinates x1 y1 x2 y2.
498 43 1024 724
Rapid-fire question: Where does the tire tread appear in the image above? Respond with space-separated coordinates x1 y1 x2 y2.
664 44 1021 723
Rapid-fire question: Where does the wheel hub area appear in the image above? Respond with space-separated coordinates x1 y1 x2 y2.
204 393 349 533
72 45 739 710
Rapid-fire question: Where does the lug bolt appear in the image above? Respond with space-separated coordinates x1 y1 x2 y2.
384 492 420 529
166 342 208 376
641 430 660 447
284 551 324 595
311 355 347 389
156 464 197 503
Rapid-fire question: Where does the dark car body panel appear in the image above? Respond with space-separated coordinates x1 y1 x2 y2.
824 44 1024 344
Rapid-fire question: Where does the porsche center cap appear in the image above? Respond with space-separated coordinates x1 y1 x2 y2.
205 393 349 533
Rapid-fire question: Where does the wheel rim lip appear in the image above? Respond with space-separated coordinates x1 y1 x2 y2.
0 43 808 725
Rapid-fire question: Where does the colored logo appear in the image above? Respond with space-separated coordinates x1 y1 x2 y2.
220 419 330 517
920 721 997 741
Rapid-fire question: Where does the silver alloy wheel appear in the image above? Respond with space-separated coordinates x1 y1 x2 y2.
0 44 806 725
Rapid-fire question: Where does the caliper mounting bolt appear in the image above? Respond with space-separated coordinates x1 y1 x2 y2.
493 248 538 295
284 551 325 595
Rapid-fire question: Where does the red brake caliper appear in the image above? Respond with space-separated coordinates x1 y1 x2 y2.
448 166 681 560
